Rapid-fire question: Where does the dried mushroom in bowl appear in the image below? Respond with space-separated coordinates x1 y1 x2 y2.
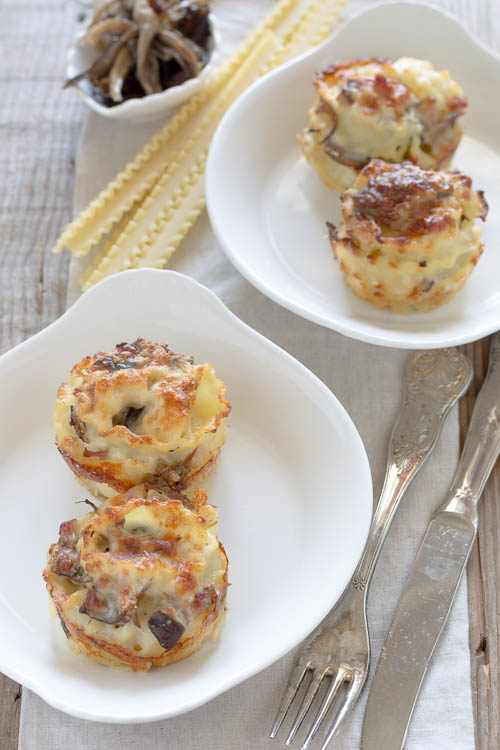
66 0 213 106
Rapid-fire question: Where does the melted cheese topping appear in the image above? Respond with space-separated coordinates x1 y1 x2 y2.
43 491 228 670
54 339 231 501
392 58 462 106
299 57 467 191
329 160 487 313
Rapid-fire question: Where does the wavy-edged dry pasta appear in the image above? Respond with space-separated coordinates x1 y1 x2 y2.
328 159 488 313
299 57 467 191
43 485 228 670
54 338 231 502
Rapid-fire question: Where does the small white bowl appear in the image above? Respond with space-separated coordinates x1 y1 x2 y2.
66 13 218 122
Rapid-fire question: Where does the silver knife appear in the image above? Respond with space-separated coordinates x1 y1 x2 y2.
362 331 500 750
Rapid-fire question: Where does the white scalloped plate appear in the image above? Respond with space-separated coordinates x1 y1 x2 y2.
206 2 500 349
0 270 371 723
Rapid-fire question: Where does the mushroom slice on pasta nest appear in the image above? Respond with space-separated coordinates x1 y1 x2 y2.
299 57 467 192
54 338 231 503
328 159 488 313
43 486 228 670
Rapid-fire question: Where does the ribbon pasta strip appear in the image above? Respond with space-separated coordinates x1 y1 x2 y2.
53 0 347 287
122 0 350 275
54 0 306 259
81 29 283 287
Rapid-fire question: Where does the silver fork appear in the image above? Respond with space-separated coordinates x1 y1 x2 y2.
269 348 473 750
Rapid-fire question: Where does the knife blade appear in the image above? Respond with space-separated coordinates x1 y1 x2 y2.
362 332 500 750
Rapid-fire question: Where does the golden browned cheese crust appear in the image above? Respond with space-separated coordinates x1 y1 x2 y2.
299 57 467 191
329 160 488 313
43 486 228 670
54 339 231 502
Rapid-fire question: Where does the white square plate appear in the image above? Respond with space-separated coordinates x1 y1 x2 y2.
206 1 500 348
0 270 371 722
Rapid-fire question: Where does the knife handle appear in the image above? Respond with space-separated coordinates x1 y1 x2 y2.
442 332 500 523
353 349 472 591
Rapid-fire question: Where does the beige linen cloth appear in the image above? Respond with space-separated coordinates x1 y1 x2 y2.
20 1 479 747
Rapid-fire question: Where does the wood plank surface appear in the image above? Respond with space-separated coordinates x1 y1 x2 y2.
461 338 500 750
0 1 498 749
0 1 83 743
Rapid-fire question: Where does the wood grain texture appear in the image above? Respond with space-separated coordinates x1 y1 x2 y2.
0 0 84 741
461 338 500 750
451 3 500 748
0 1 498 749
0 678 22 750
0 0 85 354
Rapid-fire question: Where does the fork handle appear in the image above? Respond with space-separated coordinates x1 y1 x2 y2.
351 349 472 593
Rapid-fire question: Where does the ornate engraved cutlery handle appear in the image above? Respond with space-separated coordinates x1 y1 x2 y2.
443 332 500 522
352 348 473 592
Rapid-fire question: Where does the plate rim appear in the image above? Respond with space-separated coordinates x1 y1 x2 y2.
206 0 500 349
0 269 372 723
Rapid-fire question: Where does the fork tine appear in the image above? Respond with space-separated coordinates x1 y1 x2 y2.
319 670 365 750
269 661 312 739
301 667 349 749
285 671 325 745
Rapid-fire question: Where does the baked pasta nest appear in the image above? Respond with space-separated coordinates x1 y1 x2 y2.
43 485 228 670
328 159 488 313
299 57 467 191
54 338 231 502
